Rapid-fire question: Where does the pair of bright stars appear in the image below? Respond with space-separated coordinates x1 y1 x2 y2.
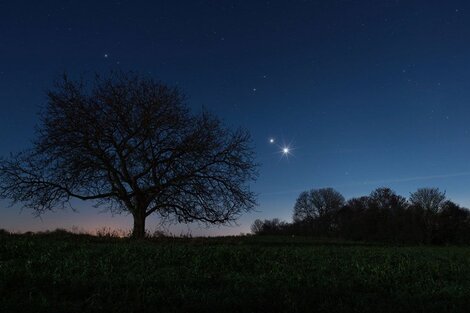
269 138 291 157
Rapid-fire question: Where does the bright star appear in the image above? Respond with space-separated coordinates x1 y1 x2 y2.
269 138 275 144
275 140 295 161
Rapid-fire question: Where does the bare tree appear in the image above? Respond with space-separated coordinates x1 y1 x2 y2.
293 188 344 222
293 191 313 222
409 187 446 243
409 188 446 213
369 187 408 212
251 219 264 234
0 72 258 238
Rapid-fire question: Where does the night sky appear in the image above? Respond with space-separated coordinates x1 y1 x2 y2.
2 1 470 235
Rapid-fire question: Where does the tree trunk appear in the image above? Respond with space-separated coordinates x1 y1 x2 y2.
132 211 146 239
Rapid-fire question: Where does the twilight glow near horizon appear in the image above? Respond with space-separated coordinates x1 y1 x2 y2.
2 1 470 235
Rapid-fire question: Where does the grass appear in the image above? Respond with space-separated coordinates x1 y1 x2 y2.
2 231 470 312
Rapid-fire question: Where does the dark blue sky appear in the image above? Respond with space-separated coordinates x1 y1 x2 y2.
2 0 470 235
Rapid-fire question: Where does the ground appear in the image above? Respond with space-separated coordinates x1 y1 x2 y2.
1 231 470 312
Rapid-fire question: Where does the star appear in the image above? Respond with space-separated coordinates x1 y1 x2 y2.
104 54 109 58
279 145 293 161
269 138 275 144
252 88 257 92
275 139 295 160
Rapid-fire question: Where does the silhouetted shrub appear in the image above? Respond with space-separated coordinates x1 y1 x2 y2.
251 218 290 235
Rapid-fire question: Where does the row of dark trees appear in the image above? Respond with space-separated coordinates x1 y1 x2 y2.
252 187 470 244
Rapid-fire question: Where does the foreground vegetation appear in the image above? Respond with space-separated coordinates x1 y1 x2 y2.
2 231 470 312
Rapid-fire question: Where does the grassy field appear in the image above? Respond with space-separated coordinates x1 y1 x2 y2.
2 232 470 312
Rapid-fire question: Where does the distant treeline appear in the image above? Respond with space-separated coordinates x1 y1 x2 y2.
252 187 470 244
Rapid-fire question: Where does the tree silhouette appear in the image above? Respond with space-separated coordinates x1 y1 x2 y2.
292 188 345 234
0 72 258 238
369 187 408 212
293 188 345 222
409 188 446 243
365 188 409 242
409 187 446 214
251 219 265 234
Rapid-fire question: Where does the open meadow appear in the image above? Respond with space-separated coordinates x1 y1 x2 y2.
2 231 470 313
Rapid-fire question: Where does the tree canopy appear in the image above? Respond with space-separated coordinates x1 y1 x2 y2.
409 187 446 213
292 188 345 222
